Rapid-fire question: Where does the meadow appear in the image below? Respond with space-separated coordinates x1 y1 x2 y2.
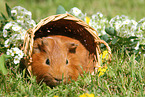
1 0 145 22
0 0 145 96
0 52 145 96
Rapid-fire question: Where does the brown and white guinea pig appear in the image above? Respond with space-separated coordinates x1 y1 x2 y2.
31 35 97 88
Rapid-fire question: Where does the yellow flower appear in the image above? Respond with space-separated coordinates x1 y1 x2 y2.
101 68 106 72
100 50 109 63
97 67 102 72
104 66 108 69
53 96 58 97
79 93 95 97
99 72 104 77
98 66 108 77
102 50 109 59
85 16 90 24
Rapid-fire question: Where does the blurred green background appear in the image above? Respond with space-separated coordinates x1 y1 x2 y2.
1 0 145 22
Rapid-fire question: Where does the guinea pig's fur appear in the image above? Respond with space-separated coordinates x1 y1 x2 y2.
31 35 96 88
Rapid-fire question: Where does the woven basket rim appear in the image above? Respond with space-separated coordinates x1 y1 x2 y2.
32 13 101 40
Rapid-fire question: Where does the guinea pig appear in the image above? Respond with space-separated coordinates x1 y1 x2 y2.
31 35 97 88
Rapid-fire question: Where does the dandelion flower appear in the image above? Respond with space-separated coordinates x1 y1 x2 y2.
98 66 108 77
85 16 91 24
53 96 59 97
79 93 95 97
102 50 109 59
99 72 105 77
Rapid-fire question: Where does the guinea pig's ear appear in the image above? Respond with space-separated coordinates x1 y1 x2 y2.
33 38 42 54
66 42 78 53
42 37 54 52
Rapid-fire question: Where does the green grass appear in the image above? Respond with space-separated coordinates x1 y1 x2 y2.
1 0 145 22
0 0 145 96
0 52 145 96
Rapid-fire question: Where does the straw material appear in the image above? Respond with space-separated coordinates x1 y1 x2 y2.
23 13 111 75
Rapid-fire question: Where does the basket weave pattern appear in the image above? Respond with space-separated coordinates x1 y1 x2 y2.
23 13 111 74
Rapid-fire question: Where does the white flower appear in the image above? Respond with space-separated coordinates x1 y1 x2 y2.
130 32 135 36
17 16 24 20
11 10 17 16
131 20 137 25
12 6 27 12
12 25 22 31
70 7 82 16
3 30 8 37
6 49 14 56
4 22 13 29
115 22 122 30
23 11 32 19
12 47 20 54
15 34 21 40
92 14 96 20
90 12 108 36
102 30 106 35
26 20 36 28
135 42 140 50
14 56 21 64
27 11 32 16
97 12 103 18
11 47 24 58
17 20 24 24
4 39 10 47
122 19 130 25
18 50 24 58
109 15 138 38
30 20 36 27
99 13 103 18
20 29 27 40
11 34 18 40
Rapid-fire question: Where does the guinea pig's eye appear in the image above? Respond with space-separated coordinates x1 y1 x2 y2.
46 59 50 65
66 59 69 65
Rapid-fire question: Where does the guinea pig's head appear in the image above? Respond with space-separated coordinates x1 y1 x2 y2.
32 36 83 88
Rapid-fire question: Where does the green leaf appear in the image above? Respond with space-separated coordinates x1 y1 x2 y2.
131 41 138 46
0 54 10 75
1 12 7 20
5 3 11 18
129 36 138 39
11 16 16 20
112 37 118 44
56 5 66 14
101 34 109 42
105 27 117 36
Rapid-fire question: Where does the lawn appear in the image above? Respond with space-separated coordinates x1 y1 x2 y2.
0 0 145 96
0 52 145 96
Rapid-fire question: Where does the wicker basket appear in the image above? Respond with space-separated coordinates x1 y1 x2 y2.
23 13 111 75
